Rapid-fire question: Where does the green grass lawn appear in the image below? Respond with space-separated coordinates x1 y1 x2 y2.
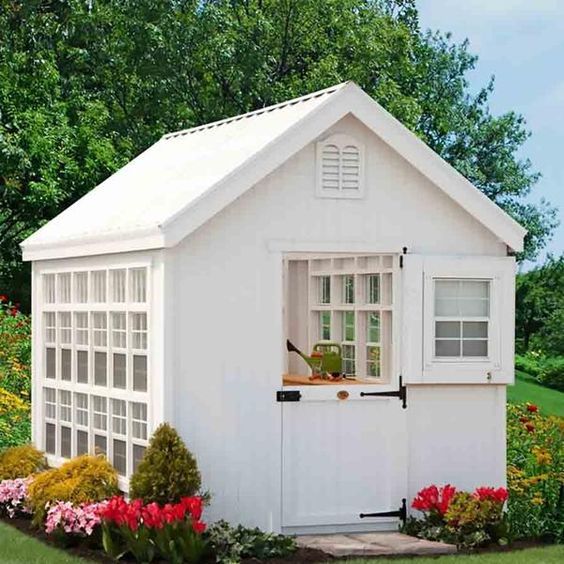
1 521 563 564
343 545 564 564
507 370 564 417
0 521 92 563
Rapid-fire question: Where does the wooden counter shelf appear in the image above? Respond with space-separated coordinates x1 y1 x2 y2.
282 374 376 386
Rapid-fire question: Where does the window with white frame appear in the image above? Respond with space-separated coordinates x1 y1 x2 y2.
287 254 395 381
433 279 490 359
316 134 364 198
39 266 150 479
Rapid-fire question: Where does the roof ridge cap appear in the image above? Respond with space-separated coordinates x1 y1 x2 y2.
162 82 350 140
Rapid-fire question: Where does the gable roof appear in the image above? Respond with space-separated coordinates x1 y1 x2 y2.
21 82 526 261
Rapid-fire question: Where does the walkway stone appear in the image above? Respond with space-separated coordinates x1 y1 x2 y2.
296 532 457 558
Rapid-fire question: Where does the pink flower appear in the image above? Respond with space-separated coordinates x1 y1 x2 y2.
45 500 107 536
0 478 32 518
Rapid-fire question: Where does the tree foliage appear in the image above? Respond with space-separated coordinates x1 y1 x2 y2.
516 255 564 355
0 0 558 303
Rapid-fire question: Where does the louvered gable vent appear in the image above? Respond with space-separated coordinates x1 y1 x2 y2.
316 134 364 198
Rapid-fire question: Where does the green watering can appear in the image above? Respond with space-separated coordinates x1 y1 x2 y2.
286 339 343 379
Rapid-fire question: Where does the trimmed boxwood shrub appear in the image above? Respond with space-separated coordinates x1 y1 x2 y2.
0 444 46 480
129 422 201 505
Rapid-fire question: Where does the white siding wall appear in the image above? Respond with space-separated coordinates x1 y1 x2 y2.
407 385 507 507
169 114 507 531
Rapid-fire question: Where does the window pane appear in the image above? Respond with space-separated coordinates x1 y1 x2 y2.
58 273 72 303
112 399 127 435
133 445 146 472
44 274 56 304
94 434 107 456
367 312 380 343
113 353 126 389
75 312 89 345
462 321 488 338
435 321 461 338
76 350 88 383
435 280 459 299
94 352 107 386
59 312 72 344
319 311 331 340
319 276 331 304
59 390 72 422
46 348 56 379
45 312 56 343
435 298 460 316
74 272 88 303
366 346 380 377
343 275 355 304
112 313 127 348
435 340 461 357
462 340 488 357
460 280 489 299
133 355 147 392
61 426 71 458
91 271 107 302
110 269 127 302
130 268 147 303
45 423 56 454
75 392 88 427
113 439 127 475
131 402 147 440
342 344 356 375
343 311 355 341
366 274 380 304
459 298 489 317
61 349 72 381
77 430 88 455
92 313 107 347
131 313 147 349
44 388 56 419
93 396 107 431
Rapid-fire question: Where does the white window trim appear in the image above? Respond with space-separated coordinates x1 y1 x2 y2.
315 133 365 199
296 254 397 382
36 263 151 483
422 261 509 383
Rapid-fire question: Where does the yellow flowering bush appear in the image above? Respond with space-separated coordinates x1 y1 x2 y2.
0 296 31 449
506 403 563 541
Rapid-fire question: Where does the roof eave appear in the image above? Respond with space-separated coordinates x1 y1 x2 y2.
21 228 166 262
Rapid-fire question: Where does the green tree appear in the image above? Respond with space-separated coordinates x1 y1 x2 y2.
516 255 564 354
0 0 557 302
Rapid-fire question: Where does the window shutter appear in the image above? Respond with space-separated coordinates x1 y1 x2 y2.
316 134 364 198
321 144 340 191
341 145 360 191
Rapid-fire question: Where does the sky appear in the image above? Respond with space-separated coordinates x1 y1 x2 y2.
417 0 564 265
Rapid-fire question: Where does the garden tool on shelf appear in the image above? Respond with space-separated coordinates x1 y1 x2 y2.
286 339 343 380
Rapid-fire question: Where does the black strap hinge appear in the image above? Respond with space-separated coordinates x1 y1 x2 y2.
276 390 301 402
360 498 407 524
359 376 407 408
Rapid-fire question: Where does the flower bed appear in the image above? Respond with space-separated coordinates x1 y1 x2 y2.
404 484 509 548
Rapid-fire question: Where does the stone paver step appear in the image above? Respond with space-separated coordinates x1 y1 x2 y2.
296 532 457 557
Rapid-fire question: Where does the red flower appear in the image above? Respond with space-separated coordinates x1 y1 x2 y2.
181 496 203 521
474 486 508 503
192 520 206 534
519 416 529 424
526 404 538 413
525 423 535 433
412 484 456 515
0 294 7 302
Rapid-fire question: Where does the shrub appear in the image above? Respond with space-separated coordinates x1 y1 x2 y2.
506 403 564 541
129 423 201 505
206 520 297 563
28 454 119 524
537 357 564 391
514 352 544 377
100 495 207 563
0 477 32 518
0 390 31 450
0 444 46 480
404 484 508 548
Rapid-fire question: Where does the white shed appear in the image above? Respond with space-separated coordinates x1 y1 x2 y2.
21 82 525 535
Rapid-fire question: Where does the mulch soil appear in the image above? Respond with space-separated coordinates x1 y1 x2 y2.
0 516 554 563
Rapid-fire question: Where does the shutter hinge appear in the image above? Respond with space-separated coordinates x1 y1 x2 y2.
360 498 407 524
276 390 301 402
359 375 407 408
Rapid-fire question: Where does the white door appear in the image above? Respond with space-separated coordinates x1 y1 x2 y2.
281 382 407 533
